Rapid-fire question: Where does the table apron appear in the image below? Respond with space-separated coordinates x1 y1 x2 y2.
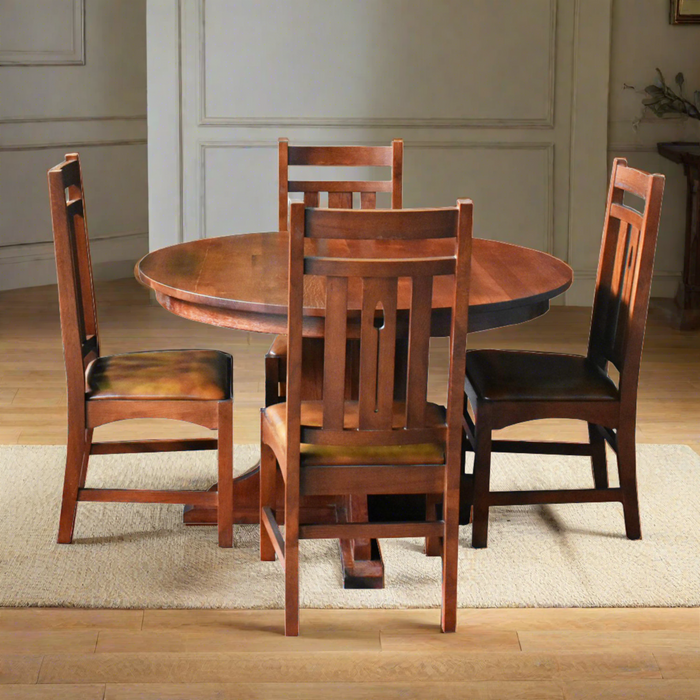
157 292 550 337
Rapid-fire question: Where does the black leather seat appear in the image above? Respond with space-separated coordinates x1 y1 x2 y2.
465 350 619 403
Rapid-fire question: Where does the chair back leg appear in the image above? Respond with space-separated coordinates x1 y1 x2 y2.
617 430 642 540
471 417 493 549
285 475 300 636
217 400 234 548
441 475 460 632
57 427 90 544
588 423 609 489
424 493 443 556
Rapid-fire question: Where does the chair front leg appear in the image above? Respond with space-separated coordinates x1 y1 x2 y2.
284 475 300 637
424 493 443 557
588 423 609 489
616 428 642 540
471 408 493 549
78 428 94 489
441 450 461 633
57 426 90 544
217 400 234 548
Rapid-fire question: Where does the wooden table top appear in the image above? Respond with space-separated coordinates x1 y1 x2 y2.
136 232 573 336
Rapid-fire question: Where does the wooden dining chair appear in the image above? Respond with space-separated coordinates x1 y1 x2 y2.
48 154 234 547
265 138 404 409
464 158 665 548
260 200 472 635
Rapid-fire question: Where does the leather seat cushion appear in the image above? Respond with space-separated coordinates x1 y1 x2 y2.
86 350 232 401
263 400 446 466
465 350 619 402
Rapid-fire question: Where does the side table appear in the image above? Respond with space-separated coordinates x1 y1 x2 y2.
657 142 700 330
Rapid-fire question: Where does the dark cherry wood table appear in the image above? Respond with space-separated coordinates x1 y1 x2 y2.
136 232 573 587
657 142 700 330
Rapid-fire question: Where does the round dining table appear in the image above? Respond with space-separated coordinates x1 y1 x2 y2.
136 231 573 588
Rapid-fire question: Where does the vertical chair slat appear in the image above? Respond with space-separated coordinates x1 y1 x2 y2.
360 192 376 209
322 277 348 430
392 139 403 209
405 276 433 429
328 192 352 209
278 138 290 231
304 191 320 208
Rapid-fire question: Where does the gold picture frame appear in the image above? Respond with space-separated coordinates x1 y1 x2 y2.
671 0 700 23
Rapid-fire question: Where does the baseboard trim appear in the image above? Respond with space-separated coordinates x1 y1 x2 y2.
566 269 681 306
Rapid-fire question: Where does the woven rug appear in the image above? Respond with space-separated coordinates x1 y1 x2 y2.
1 444 698 609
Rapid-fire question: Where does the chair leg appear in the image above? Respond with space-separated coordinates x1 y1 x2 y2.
57 427 89 544
588 423 609 489
441 474 460 633
424 493 443 557
77 428 93 489
284 481 300 637
471 417 493 549
617 429 642 540
217 401 234 548
260 438 277 562
459 426 474 524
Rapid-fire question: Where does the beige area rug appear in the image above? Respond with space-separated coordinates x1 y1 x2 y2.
1 444 698 609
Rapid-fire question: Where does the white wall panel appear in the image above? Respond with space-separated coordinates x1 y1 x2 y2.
202 0 555 127
0 0 84 66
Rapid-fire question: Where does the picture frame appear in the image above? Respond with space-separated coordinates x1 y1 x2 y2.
671 0 700 24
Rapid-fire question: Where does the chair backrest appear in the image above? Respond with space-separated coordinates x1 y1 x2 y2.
47 153 100 404
587 158 665 405
285 201 472 463
278 139 403 231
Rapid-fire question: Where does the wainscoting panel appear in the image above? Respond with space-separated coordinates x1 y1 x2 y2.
200 0 556 128
0 0 84 66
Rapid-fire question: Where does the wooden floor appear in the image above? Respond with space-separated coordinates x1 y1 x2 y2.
1 278 699 698
0 608 698 698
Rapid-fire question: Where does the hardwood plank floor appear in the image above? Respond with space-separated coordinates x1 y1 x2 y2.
1 278 698 698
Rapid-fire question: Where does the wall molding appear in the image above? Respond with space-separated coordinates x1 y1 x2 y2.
0 231 148 264
0 116 147 151
0 116 147 125
0 0 85 66
572 268 681 280
0 139 147 153
195 0 558 129
566 267 681 305
0 231 148 292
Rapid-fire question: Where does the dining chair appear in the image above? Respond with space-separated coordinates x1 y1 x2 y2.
265 138 404 409
264 139 406 565
48 153 234 547
260 200 473 635
463 158 665 548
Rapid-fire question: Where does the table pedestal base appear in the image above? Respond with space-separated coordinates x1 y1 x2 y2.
183 463 475 589
182 462 390 588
